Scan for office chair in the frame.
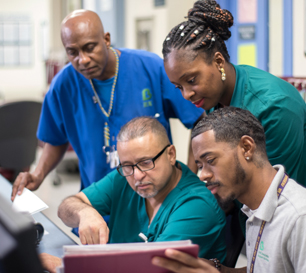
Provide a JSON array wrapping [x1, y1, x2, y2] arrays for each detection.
[[223, 205, 246, 268], [0, 100, 42, 182]]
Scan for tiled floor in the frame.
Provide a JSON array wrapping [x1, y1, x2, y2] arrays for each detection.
[[33, 149, 247, 268]]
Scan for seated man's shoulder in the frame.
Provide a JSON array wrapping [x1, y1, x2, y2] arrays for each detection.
[[283, 179, 306, 215]]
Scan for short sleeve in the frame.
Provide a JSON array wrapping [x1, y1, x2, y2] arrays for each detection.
[[37, 86, 68, 145], [82, 172, 115, 216], [259, 100, 306, 185]]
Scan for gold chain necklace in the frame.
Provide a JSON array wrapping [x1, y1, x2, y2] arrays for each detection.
[[89, 47, 119, 148]]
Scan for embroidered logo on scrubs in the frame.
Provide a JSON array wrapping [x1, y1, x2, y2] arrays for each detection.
[[142, 88, 153, 108], [260, 241, 264, 251]]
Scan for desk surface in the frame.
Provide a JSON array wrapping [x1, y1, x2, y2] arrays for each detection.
[[0, 175, 76, 257]]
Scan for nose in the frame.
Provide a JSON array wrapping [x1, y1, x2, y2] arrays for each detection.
[[181, 87, 194, 101], [78, 51, 90, 65], [133, 166, 146, 181], [199, 167, 213, 183]]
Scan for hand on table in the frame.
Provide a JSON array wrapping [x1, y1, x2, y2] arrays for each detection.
[[39, 253, 62, 273], [11, 172, 43, 201], [152, 249, 219, 273], [78, 208, 110, 245]]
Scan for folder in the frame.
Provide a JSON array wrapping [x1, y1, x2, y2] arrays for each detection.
[[61, 240, 198, 273]]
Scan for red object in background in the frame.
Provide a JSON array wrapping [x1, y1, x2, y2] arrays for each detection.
[[281, 77, 306, 92], [0, 167, 30, 183], [45, 60, 64, 85]]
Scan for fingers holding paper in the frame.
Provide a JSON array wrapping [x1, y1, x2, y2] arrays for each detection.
[[11, 172, 43, 201], [152, 249, 219, 273]]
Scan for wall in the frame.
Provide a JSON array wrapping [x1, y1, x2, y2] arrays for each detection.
[[269, 0, 283, 76], [293, 0, 306, 76], [269, 0, 306, 77], [124, 0, 197, 164], [0, 0, 50, 101]]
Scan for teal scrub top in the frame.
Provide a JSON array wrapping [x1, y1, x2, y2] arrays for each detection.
[[82, 162, 226, 261], [209, 64, 306, 186]]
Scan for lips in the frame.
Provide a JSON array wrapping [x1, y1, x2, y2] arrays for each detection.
[[192, 98, 205, 108], [135, 182, 152, 190], [81, 66, 97, 74], [206, 183, 219, 195]]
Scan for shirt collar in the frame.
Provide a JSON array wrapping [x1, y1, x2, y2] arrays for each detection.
[[241, 165, 286, 222], [230, 64, 249, 108]]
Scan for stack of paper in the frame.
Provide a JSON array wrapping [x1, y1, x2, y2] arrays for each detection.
[[59, 240, 198, 273], [12, 188, 49, 215]]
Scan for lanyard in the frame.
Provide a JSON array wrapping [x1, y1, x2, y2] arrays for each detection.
[[250, 174, 289, 273]]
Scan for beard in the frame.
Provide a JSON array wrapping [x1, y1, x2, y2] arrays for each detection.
[[214, 153, 246, 210], [136, 184, 159, 198]]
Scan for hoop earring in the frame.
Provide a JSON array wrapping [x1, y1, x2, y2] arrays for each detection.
[[220, 68, 226, 81]]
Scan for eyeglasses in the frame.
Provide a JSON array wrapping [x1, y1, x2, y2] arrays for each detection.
[[117, 144, 171, 177]]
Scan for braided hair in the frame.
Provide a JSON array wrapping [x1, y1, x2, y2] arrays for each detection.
[[162, 0, 233, 63]]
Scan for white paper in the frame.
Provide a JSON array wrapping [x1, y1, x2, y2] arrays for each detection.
[[63, 240, 193, 255], [12, 188, 48, 215]]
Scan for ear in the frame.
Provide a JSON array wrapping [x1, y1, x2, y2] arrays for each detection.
[[238, 135, 256, 162], [104, 32, 111, 48], [167, 145, 177, 166], [213, 52, 226, 71]]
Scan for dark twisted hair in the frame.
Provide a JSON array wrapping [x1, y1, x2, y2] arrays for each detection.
[[162, 0, 233, 63], [191, 107, 267, 156]]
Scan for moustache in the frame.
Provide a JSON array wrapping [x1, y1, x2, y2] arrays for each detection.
[[135, 181, 153, 187], [205, 181, 221, 188]]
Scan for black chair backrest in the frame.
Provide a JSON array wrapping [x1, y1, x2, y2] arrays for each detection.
[[0, 100, 42, 172], [223, 206, 246, 268]]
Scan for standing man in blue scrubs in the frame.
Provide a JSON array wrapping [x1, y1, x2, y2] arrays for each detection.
[[11, 9, 203, 199]]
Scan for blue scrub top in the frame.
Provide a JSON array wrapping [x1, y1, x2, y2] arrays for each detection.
[[37, 48, 203, 189]]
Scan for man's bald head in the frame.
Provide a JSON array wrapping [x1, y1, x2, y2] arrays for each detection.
[[60, 9, 112, 81], [61, 10, 104, 44]]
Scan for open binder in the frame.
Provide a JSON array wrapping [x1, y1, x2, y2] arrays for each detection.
[[58, 240, 198, 273]]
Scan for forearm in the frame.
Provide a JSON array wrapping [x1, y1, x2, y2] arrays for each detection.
[[34, 142, 69, 180], [58, 195, 94, 228], [58, 193, 109, 245], [221, 266, 246, 273]]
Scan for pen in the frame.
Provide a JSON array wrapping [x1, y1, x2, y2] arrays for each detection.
[[138, 232, 148, 243]]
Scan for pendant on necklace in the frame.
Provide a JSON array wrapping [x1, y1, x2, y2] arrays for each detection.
[[104, 122, 110, 147]]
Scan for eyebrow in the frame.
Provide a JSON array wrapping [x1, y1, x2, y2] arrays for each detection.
[[179, 72, 191, 80], [194, 152, 212, 164]]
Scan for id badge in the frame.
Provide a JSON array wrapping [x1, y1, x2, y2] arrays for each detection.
[[110, 150, 119, 169]]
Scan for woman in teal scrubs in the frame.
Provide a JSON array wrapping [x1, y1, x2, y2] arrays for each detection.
[[162, 0, 306, 186]]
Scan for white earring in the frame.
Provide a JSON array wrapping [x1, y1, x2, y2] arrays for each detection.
[[246, 157, 250, 161], [203, 180, 207, 184], [220, 68, 226, 81]]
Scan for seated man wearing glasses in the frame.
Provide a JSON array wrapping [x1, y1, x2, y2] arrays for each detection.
[[54, 117, 226, 260]]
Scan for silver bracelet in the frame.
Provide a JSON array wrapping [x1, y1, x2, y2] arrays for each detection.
[[210, 258, 221, 272]]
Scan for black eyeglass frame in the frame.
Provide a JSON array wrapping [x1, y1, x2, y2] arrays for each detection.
[[116, 144, 171, 177]]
